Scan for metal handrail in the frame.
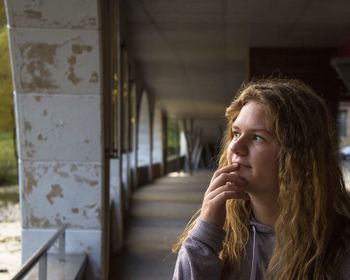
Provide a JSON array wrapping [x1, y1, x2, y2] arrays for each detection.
[[11, 225, 68, 280]]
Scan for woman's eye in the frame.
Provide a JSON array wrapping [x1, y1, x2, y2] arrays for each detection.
[[253, 135, 265, 142], [232, 131, 240, 140]]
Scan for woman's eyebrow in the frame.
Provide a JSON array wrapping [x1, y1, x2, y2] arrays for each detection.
[[232, 125, 273, 136]]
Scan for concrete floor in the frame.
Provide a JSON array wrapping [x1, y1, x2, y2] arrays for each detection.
[[110, 170, 211, 280]]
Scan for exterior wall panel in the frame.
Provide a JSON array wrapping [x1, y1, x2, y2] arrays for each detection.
[[15, 94, 101, 161], [9, 28, 100, 95], [5, 0, 99, 29]]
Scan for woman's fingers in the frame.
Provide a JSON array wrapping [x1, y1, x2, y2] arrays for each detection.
[[200, 166, 250, 227], [205, 183, 246, 201], [206, 170, 247, 194], [210, 163, 240, 183], [200, 188, 248, 227]]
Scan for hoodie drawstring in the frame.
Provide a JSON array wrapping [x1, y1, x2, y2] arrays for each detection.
[[249, 225, 257, 280]]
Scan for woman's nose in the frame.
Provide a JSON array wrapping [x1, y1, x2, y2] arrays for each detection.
[[230, 137, 248, 156]]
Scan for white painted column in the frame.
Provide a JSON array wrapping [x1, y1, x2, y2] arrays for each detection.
[[137, 91, 152, 178], [152, 106, 164, 175], [4, 0, 105, 278]]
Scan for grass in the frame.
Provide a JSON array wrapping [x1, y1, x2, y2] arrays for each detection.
[[0, 186, 19, 207], [0, 132, 18, 186]]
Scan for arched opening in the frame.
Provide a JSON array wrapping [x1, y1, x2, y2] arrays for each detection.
[[137, 90, 152, 185]]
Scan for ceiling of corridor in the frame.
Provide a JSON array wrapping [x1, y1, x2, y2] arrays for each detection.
[[126, 0, 350, 141]]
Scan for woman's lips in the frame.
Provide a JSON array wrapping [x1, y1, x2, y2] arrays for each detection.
[[232, 161, 251, 168]]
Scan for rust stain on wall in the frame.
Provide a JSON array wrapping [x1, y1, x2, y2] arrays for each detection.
[[34, 96, 42, 102], [24, 140, 35, 158], [29, 212, 49, 227], [80, 16, 97, 27], [95, 207, 101, 222], [54, 216, 64, 226], [43, 165, 49, 174], [24, 9, 42, 20], [66, 54, 82, 85], [24, 120, 32, 133], [46, 184, 63, 205], [70, 164, 78, 172], [71, 208, 79, 214], [74, 175, 98, 187], [37, 133, 47, 141], [89, 72, 98, 83], [20, 42, 59, 91], [25, 169, 38, 194], [85, 203, 96, 209], [82, 209, 88, 219], [53, 164, 69, 178], [72, 44, 92, 55]]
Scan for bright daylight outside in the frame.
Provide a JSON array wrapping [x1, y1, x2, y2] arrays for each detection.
[[0, 2, 20, 279]]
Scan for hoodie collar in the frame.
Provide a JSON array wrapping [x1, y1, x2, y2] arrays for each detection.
[[249, 220, 275, 234]]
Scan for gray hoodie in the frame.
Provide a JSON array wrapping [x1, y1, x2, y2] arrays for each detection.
[[173, 219, 350, 280]]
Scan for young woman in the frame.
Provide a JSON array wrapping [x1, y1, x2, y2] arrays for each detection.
[[172, 78, 350, 280]]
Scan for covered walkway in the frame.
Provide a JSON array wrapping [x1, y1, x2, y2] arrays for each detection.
[[110, 170, 211, 279], [3, 0, 350, 278]]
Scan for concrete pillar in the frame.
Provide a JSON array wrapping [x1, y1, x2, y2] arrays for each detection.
[[4, 0, 105, 278], [130, 82, 138, 188], [152, 106, 164, 177], [137, 90, 152, 183]]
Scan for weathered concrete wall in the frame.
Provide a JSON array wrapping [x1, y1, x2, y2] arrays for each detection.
[[4, 0, 104, 278]]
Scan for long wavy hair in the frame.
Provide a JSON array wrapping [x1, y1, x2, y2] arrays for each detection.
[[173, 78, 350, 279]]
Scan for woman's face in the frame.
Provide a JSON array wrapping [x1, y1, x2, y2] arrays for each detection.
[[227, 101, 280, 197]]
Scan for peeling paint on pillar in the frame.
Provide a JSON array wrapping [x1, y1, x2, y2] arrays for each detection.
[[89, 72, 98, 83], [20, 162, 102, 229], [70, 164, 78, 172], [24, 9, 42, 20], [10, 29, 101, 95], [67, 54, 81, 85], [19, 42, 59, 92], [24, 139, 35, 158], [34, 96, 41, 102], [24, 166, 38, 194], [72, 44, 92, 54], [53, 163, 70, 179], [5, 0, 100, 30], [29, 212, 49, 228], [66, 43, 93, 85], [74, 174, 98, 187], [15, 94, 101, 161], [46, 184, 64, 205], [23, 120, 32, 133]]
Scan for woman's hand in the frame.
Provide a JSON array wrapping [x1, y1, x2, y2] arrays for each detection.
[[199, 163, 249, 228]]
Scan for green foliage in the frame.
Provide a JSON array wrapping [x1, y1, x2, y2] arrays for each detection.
[[167, 119, 179, 156], [0, 132, 18, 185], [0, 188, 19, 206], [0, 1, 5, 27], [0, 3, 16, 186], [0, 18, 14, 133]]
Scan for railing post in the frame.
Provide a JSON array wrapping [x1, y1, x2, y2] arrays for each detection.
[[59, 229, 65, 262], [38, 253, 47, 280], [11, 225, 67, 280]]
